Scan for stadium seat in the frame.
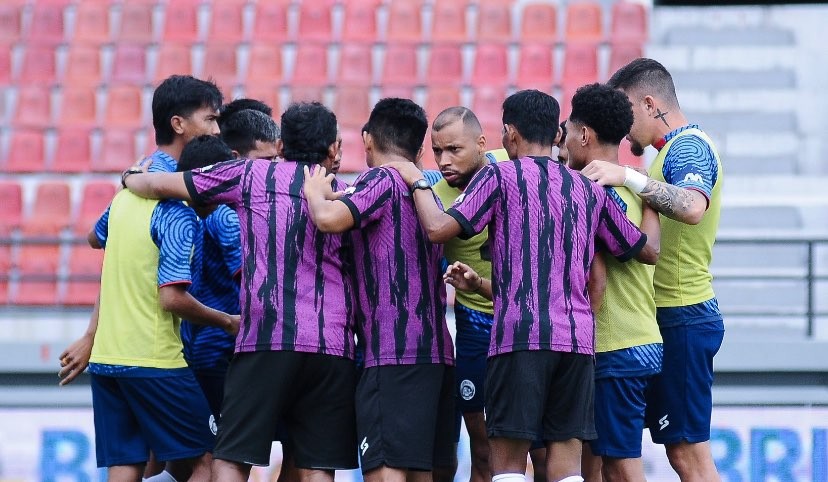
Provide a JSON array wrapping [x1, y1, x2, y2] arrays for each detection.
[[565, 2, 603, 43], [341, 0, 380, 43], [117, 2, 156, 44], [381, 44, 419, 87], [241, 84, 281, 116], [62, 45, 103, 85], [51, 128, 94, 173], [289, 85, 325, 104], [75, 181, 116, 235], [386, 1, 425, 43], [559, 85, 576, 120], [5, 129, 45, 173], [292, 44, 330, 86], [338, 44, 374, 86], [476, 1, 512, 42], [110, 44, 149, 85], [18, 45, 57, 84], [247, 44, 284, 86], [0, 1, 24, 44], [13, 86, 53, 128], [431, 1, 469, 43], [252, 0, 291, 43], [471, 43, 509, 88], [297, 2, 333, 42], [163, 0, 202, 44], [516, 43, 554, 91], [520, 4, 558, 43], [72, 1, 112, 45], [608, 43, 643, 78], [334, 86, 372, 129], [471, 86, 506, 141], [379, 85, 415, 100], [610, 1, 648, 43], [14, 251, 60, 306], [24, 181, 71, 236], [427, 45, 464, 86], [154, 44, 194, 82], [104, 85, 144, 129], [26, 0, 68, 46], [562, 42, 599, 87], [202, 43, 240, 87], [617, 137, 644, 168], [63, 247, 104, 306], [0, 181, 22, 235], [58, 87, 98, 128], [420, 126, 437, 170], [209, 0, 247, 43], [337, 128, 367, 174], [425, 86, 461, 121], [0, 45, 11, 85], [95, 129, 139, 172]]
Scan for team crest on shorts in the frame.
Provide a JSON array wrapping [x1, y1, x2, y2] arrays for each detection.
[[460, 379, 476, 400], [209, 414, 218, 435]]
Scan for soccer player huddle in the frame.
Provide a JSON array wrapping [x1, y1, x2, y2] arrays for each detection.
[[58, 57, 725, 482]]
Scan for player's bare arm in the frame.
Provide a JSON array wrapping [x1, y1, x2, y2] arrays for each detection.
[[158, 284, 240, 336], [124, 171, 192, 202], [639, 203, 661, 257], [582, 160, 706, 224], [58, 293, 100, 386], [302, 165, 354, 233], [87, 227, 102, 249], [443, 261, 493, 301]]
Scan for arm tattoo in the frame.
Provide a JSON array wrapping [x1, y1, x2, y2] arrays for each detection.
[[654, 108, 670, 128], [640, 179, 696, 220]]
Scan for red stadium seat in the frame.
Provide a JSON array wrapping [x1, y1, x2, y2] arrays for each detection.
[[26, 0, 69, 46], [618, 137, 644, 168], [110, 44, 149, 85], [73, 1, 112, 45], [0, 181, 22, 235], [386, 1, 424, 43], [471, 43, 509, 88], [425, 86, 460, 121], [381, 44, 419, 87], [52, 128, 94, 173], [476, 1, 512, 42], [0, 45, 11, 85], [611, 1, 648, 43], [63, 247, 104, 306], [427, 45, 463, 86], [334, 86, 372, 129], [431, 1, 468, 43], [516, 43, 554, 91], [14, 86, 53, 128], [14, 251, 60, 306], [565, 2, 603, 43], [24, 181, 71, 236], [337, 128, 367, 174], [18, 45, 57, 84], [242, 84, 282, 116], [420, 126, 437, 170], [247, 44, 284, 86], [520, 4, 558, 43], [608, 43, 643, 78], [95, 129, 139, 172], [379, 85, 414, 100], [209, 0, 247, 43], [298, 2, 333, 42], [341, 0, 380, 43], [154, 44, 194, 82], [471, 86, 506, 135], [252, 0, 291, 43], [338, 44, 374, 86], [63, 45, 103, 85], [0, 1, 24, 44], [292, 44, 329, 86], [104, 85, 144, 128], [559, 85, 576, 121], [163, 0, 201, 44], [75, 181, 116, 235], [117, 2, 157, 44], [58, 87, 98, 128], [289, 85, 325, 104], [202, 43, 240, 87], [562, 42, 599, 87], [5, 129, 45, 173]]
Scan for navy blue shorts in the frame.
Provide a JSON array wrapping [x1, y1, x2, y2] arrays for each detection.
[[645, 318, 724, 445], [90, 371, 214, 468], [194, 369, 226, 420], [589, 375, 652, 458], [454, 304, 492, 414]]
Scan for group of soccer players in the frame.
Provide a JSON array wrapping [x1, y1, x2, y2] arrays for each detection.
[[58, 56, 724, 482]]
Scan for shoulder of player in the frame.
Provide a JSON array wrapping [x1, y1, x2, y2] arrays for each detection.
[[665, 131, 715, 160], [155, 199, 197, 222]]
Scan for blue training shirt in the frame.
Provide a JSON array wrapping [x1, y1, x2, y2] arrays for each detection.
[[660, 124, 717, 201]]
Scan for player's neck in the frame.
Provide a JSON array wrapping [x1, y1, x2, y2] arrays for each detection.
[[588, 145, 620, 165], [651, 109, 689, 144], [375, 152, 417, 168], [515, 141, 554, 159]]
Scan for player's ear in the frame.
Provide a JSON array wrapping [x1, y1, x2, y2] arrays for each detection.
[[643, 95, 657, 115], [580, 126, 590, 146], [171, 115, 185, 136], [276, 139, 284, 158], [477, 133, 487, 153], [231, 149, 241, 159], [552, 126, 562, 146], [327, 140, 339, 161]]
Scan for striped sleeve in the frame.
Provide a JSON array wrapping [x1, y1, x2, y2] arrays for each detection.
[[339, 167, 393, 228], [662, 134, 718, 199], [446, 164, 500, 239], [596, 194, 646, 262], [151, 201, 197, 286], [205, 206, 242, 276], [183, 159, 247, 206], [94, 205, 111, 248]]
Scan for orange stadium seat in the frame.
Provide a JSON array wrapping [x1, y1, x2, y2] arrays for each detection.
[[247, 44, 284, 86], [252, 0, 291, 43], [562, 42, 599, 88], [520, 4, 558, 43], [95, 129, 139, 172], [163, 0, 202, 44], [338, 44, 374, 86], [110, 44, 149, 85], [337, 128, 367, 174], [472, 86, 506, 142], [334, 86, 372, 129], [298, 2, 333, 43], [64, 246, 104, 306], [14, 86, 53, 128], [292, 44, 330, 86], [242, 84, 282, 115], [341, 0, 380, 43], [26, 0, 69, 46], [476, 1, 512, 42], [75, 180, 116, 235], [427, 45, 463, 86], [608, 43, 643, 78], [425, 86, 460, 121], [18, 45, 57, 84], [154, 44, 194, 82], [202, 43, 240, 87], [0, 181, 22, 235], [565, 2, 603, 43], [5, 129, 45, 173], [73, 1, 112, 45], [386, 1, 425, 43], [209, 0, 248, 43], [58, 87, 98, 128], [516, 43, 554, 91], [52, 128, 94, 173], [381, 44, 419, 87], [472, 43, 509, 88], [431, 1, 468, 43], [62, 45, 103, 85], [611, 1, 648, 43], [117, 2, 157, 44], [24, 181, 71, 236], [105, 85, 144, 128], [0, 2, 24, 44]]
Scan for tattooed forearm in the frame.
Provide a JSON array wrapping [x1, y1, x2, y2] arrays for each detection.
[[639, 179, 698, 222]]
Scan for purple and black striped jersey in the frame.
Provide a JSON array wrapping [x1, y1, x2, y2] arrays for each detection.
[[340, 167, 454, 368], [184, 160, 357, 359], [447, 156, 647, 357]]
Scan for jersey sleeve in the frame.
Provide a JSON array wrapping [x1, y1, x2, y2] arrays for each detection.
[[445, 164, 500, 239], [339, 168, 393, 228], [661, 134, 718, 200], [151, 201, 197, 287], [595, 194, 647, 262], [422, 169, 443, 186], [183, 159, 248, 206], [93, 205, 111, 248], [206, 206, 243, 277]]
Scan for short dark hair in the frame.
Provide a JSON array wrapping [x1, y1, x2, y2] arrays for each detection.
[[280, 102, 338, 164], [221, 109, 280, 157], [177, 135, 234, 172], [607, 57, 679, 107], [219, 98, 273, 130], [365, 98, 428, 160], [152, 75, 223, 145], [502, 90, 560, 147], [433, 106, 482, 134], [569, 83, 634, 145]]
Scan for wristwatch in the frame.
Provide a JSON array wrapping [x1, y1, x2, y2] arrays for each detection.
[[121, 166, 144, 188], [410, 178, 432, 193]]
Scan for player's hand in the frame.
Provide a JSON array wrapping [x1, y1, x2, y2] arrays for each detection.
[[58, 333, 94, 386], [225, 314, 241, 337], [581, 160, 626, 187], [381, 161, 423, 186], [303, 165, 336, 200], [443, 261, 483, 293]]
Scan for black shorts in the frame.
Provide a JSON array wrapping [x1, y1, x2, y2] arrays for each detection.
[[356, 364, 456, 472], [486, 351, 596, 442], [213, 351, 358, 469]]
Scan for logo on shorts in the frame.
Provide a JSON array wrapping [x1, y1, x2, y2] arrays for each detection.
[[460, 379, 476, 401], [659, 414, 670, 431], [360, 437, 369, 456], [209, 415, 218, 435]]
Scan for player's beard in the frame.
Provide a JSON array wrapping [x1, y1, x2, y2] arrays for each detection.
[[630, 139, 646, 157]]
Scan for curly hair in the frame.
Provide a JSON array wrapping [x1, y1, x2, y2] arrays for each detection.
[[280, 102, 337, 164], [569, 83, 633, 145]]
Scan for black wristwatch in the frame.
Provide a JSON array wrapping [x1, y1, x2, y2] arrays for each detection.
[[410, 179, 432, 193], [121, 166, 144, 188]]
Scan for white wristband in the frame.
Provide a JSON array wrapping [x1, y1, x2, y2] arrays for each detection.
[[623, 167, 648, 194]]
